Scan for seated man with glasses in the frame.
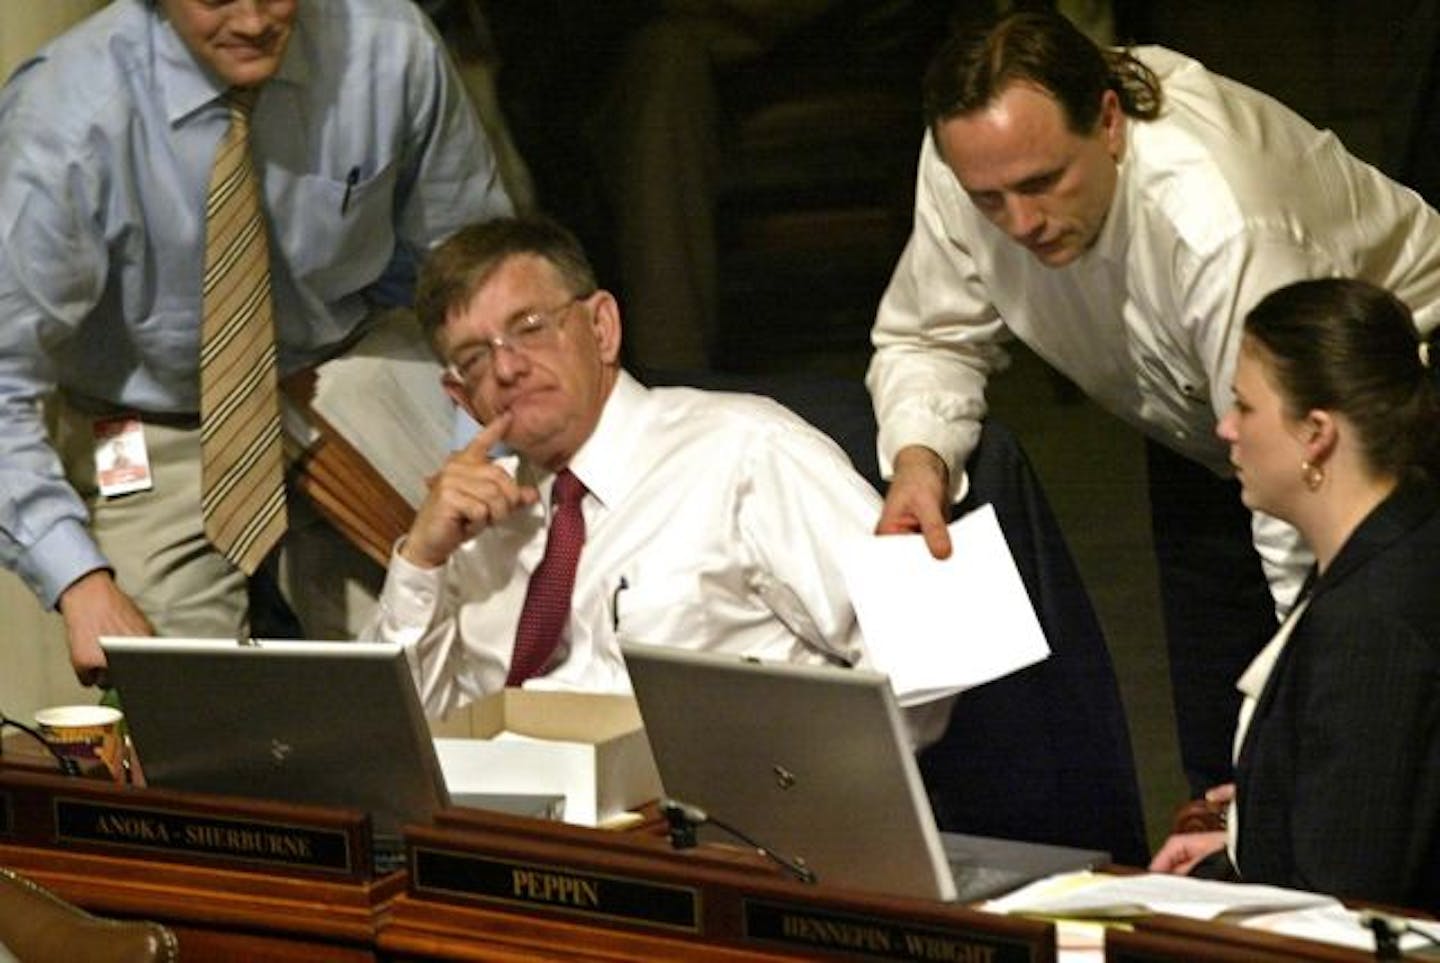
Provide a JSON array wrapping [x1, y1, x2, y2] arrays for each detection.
[[367, 214, 953, 744]]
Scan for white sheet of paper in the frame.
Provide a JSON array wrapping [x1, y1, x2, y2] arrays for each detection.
[[435, 735, 603, 826], [1243, 905, 1440, 954], [984, 870, 1339, 921], [840, 503, 1050, 705], [311, 312, 454, 509]]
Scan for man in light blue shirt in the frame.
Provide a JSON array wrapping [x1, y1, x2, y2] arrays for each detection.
[[0, 0, 512, 686]]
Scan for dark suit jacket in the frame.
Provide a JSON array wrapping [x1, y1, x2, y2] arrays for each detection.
[[1235, 477, 1440, 911]]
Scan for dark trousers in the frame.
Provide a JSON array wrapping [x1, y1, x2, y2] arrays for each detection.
[[1146, 440, 1277, 798], [918, 421, 1150, 868]]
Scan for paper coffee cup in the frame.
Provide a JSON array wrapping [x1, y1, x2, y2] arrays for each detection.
[[33, 704, 125, 780]]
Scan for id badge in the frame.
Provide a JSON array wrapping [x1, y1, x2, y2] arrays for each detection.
[[93, 417, 154, 496]]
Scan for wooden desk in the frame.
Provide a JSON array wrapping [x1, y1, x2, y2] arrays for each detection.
[[8, 747, 1416, 962], [1107, 913, 1391, 963], [0, 756, 1058, 961], [0, 843, 401, 962], [383, 809, 1057, 962], [0, 755, 399, 961], [1, 726, 98, 776]]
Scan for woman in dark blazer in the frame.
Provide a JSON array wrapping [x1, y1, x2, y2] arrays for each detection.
[[1151, 278, 1440, 911]]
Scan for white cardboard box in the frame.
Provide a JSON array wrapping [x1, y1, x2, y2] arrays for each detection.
[[430, 690, 661, 827]]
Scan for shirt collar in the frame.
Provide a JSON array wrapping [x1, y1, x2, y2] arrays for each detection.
[[559, 370, 649, 511], [154, 6, 310, 126]]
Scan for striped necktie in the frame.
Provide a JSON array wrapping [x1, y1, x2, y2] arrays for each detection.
[[199, 88, 287, 574], [507, 470, 587, 685]]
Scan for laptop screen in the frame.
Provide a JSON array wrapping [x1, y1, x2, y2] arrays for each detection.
[[100, 637, 448, 842], [620, 642, 957, 901]]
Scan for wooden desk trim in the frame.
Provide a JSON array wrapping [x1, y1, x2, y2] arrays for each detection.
[[0, 842, 402, 948], [393, 815, 1055, 962], [1108, 913, 1379, 962], [380, 894, 798, 962]]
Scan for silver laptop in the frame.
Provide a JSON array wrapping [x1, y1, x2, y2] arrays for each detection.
[[100, 637, 448, 847], [621, 642, 1109, 903]]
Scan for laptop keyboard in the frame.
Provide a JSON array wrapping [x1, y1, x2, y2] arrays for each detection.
[[947, 860, 1033, 902], [940, 831, 1108, 903]]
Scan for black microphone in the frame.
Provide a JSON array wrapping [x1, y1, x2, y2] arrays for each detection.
[[659, 797, 817, 885], [1362, 909, 1403, 961], [1358, 908, 1440, 960], [0, 711, 82, 776]]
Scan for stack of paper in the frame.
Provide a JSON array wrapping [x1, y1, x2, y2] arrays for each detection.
[[309, 312, 454, 510], [984, 871, 1339, 921], [283, 312, 455, 566]]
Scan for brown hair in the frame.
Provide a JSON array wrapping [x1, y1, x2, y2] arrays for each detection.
[[922, 10, 1161, 135], [1245, 278, 1440, 482], [415, 215, 598, 349]]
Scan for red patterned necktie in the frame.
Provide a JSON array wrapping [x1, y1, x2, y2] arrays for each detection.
[[507, 469, 587, 685]]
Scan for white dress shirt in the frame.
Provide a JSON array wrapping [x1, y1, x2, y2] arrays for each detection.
[[868, 45, 1440, 611], [370, 373, 956, 737], [1226, 595, 1312, 863]]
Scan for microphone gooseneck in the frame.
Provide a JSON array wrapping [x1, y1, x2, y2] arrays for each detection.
[[659, 797, 817, 885], [0, 711, 82, 776]]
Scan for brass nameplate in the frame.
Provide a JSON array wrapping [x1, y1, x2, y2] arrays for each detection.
[[743, 898, 1042, 962], [412, 845, 700, 933], [54, 797, 355, 874]]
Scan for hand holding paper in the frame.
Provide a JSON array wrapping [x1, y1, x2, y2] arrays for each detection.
[[841, 503, 1050, 705]]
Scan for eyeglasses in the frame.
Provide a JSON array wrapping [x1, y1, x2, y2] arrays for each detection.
[[445, 296, 584, 384]]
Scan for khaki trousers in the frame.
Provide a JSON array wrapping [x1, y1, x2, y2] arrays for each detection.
[[55, 398, 381, 641]]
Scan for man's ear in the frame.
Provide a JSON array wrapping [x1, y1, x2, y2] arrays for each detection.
[[441, 370, 484, 423], [589, 290, 623, 364], [435, 321, 486, 421], [1099, 88, 1125, 160]]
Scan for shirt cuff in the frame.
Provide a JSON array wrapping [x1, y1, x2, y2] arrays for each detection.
[[25, 518, 110, 610], [876, 419, 975, 506], [379, 539, 447, 629]]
